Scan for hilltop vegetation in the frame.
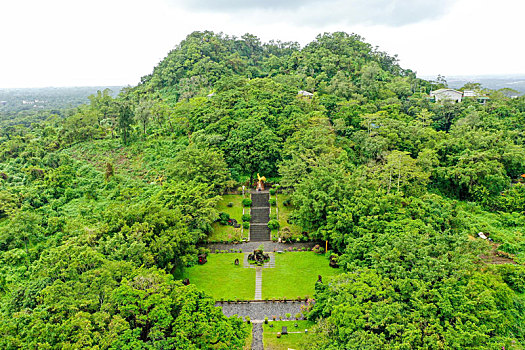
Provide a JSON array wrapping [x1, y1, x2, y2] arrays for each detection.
[[0, 31, 524, 349]]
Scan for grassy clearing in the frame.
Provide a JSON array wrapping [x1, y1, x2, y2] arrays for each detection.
[[272, 194, 304, 241], [64, 137, 183, 182], [263, 320, 315, 350], [177, 253, 255, 300], [217, 194, 245, 222], [210, 194, 248, 242], [458, 202, 525, 263], [262, 252, 341, 299]]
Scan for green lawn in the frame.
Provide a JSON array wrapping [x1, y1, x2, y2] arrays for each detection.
[[178, 253, 255, 300], [209, 194, 248, 242], [273, 194, 303, 241], [262, 252, 341, 299], [217, 194, 244, 222], [263, 320, 315, 350]]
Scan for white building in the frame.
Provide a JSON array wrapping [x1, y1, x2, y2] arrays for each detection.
[[297, 90, 313, 98], [430, 89, 463, 103]]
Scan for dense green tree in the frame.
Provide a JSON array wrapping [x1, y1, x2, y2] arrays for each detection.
[[225, 117, 280, 182]]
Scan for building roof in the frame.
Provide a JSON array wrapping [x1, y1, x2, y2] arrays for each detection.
[[430, 88, 462, 96], [298, 90, 313, 97]]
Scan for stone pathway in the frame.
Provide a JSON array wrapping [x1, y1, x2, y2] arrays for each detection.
[[217, 301, 306, 321], [251, 321, 264, 350], [255, 267, 263, 300]]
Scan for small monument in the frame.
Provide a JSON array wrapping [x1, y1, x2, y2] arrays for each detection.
[[281, 326, 288, 335], [248, 248, 270, 266], [256, 173, 266, 191], [183, 278, 190, 286], [317, 275, 323, 283], [234, 258, 240, 265]]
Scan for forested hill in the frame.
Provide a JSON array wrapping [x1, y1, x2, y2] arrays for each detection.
[[134, 31, 418, 101], [0, 31, 524, 349]]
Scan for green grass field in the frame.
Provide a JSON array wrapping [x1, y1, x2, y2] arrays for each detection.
[[209, 194, 248, 242], [262, 252, 341, 299], [263, 320, 315, 350], [273, 194, 303, 240], [177, 253, 255, 300]]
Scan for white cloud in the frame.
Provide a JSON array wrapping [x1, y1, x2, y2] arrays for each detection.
[[175, 0, 456, 27], [0, 0, 523, 87]]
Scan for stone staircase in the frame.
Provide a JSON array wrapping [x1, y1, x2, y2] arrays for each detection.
[[250, 192, 270, 241]]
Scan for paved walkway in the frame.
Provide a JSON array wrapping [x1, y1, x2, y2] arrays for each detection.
[[255, 267, 263, 300], [251, 322, 263, 350]]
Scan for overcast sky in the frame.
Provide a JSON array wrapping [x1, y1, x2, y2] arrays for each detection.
[[1, 0, 523, 88]]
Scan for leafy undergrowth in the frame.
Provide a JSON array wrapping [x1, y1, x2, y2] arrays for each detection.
[[459, 202, 525, 263], [64, 137, 185, 182]]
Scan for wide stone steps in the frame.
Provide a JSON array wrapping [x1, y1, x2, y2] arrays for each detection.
[[250, 192, 271, 242], [250, 208, 269, 223], [251, 192, 269, 207]]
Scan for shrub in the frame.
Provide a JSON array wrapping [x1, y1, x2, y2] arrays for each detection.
[[242, 198, 252, 207], [269, 214, 277, 220], [269, 198, 276, 206], [295, 313, 302, 320], [264, 317, 268, 324], [215, 249, 219, 253], [269, 188, 276, 195], [283, 198, 291, 206], [267, 219, 280, 230], [219, 212, 230, 225], [245, 316, 251, 324], [227, 202, 234, 207], [243, 222, 250, 229], [242, 214, 251, 222], [286, 313, 291, 319]]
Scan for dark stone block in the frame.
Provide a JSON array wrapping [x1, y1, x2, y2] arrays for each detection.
[[281, 326, 288, 335]]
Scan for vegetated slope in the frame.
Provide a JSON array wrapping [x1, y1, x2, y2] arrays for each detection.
[[0, 31, 524, 349]]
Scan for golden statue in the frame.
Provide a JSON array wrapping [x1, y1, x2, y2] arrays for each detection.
[[256, 173, 266, 191]]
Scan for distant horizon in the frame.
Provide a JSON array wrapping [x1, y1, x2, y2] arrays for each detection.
[[2, 73, 525, 90], [2, 0, 525, 89]]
